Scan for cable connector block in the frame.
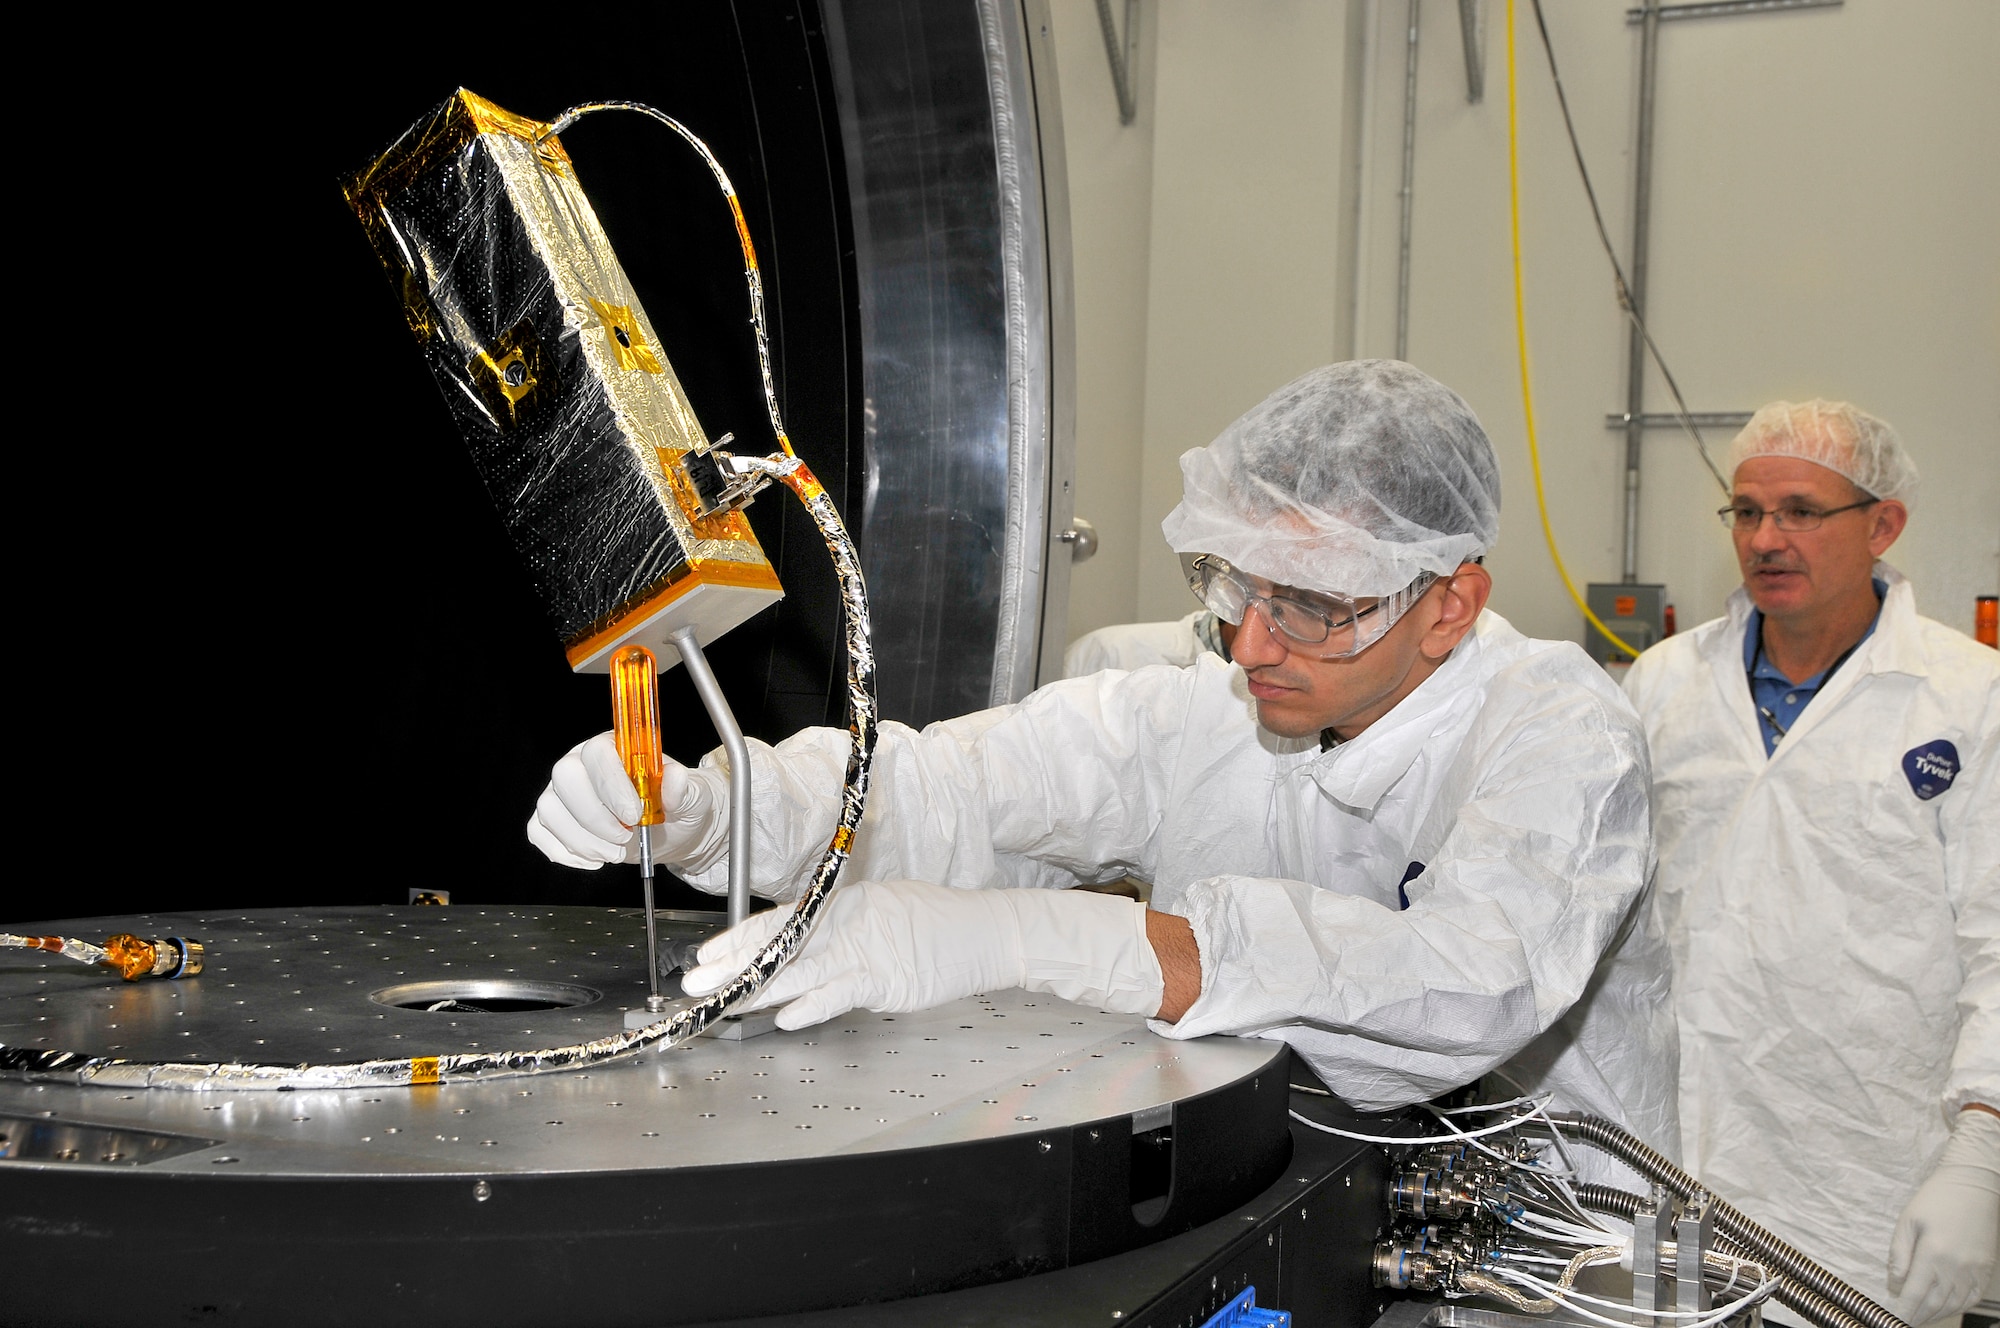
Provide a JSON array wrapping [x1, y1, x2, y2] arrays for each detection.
[[102, 934, 205, 981], [1200, 1286, 1290, 1328], [681, 433, 772, 517]]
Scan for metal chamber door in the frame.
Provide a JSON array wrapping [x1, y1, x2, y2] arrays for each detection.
[[826, 0, 1078, 724], [40, 2, 1076, 915]]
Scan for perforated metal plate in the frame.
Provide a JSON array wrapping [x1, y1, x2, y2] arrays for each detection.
[[0, 907, 1283, 1178]]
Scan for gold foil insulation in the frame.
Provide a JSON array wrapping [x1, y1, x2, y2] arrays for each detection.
[[344, 89, 781, 672], [0, 101, 879, 1093]]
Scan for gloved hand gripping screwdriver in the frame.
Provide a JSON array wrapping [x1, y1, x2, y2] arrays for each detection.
[[610, 644, 670, 1015]]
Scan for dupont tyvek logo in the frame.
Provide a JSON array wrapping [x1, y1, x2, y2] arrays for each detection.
[[1902, 740, 1960, 800]]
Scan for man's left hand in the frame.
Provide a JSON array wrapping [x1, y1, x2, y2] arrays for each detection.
[[681, 880, 1165, 1031]]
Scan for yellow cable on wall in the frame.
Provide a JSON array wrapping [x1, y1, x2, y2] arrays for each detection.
[[1505, 0, 1640, 661]]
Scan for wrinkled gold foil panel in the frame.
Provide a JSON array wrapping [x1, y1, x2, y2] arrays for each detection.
[[345, 89, 779, 666], [586, 299, 665, 374], [478, 120, 766, 566]]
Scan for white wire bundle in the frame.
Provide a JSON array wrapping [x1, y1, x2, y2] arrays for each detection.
[[1290, 1088, 1613, 1238], [1290, 1087, 1779, 1324], [1484, 1253, 1776, 1328], [1287, 1090, 1556, 1145]]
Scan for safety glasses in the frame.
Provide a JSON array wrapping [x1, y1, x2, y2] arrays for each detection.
[[1182, 554, 1437, 659], [1716, 498, 1876, 533]]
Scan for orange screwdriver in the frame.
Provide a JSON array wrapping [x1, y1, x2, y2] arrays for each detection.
[[609, 644, 669, 1016]]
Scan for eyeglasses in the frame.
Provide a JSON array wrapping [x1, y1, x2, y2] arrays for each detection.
[[1717, 498, 1876, 532], [1182, 554, 1435, 659]]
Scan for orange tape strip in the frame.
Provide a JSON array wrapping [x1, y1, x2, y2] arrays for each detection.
[[727, 196, 759, 272]]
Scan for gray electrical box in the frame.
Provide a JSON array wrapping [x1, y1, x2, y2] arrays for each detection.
[[1585, 582, 1667, 664]]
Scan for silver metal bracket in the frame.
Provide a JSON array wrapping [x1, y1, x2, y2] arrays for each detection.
[[680, 432, 774, 517], [1631, 1185, 1680, 1322], [1677, 1193, 1714, 1314], [625, 996, 694, 1031], [669, 626, 754, 932], [621, 1002, 780, 1040], [702, 1009, 783, 1041], [667, 626, 776, 1041]]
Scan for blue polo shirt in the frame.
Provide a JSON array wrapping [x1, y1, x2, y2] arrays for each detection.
[[1743, 579, 1885, 757]]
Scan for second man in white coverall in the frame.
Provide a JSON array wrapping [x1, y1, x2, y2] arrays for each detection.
[[1624, 402, 1999, 1328], [531, 361, 1680, 1154]]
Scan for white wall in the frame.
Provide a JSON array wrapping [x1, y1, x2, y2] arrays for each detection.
[[1049, 0, 1159, 644], [1054, 0, 1361, 636], [1055, 0, 1999, 647], [1366, 0, 2000, 642], [1133, 0, 1359, 623]]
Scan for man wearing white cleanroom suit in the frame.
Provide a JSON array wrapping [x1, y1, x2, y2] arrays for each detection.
[[1624, 401, 1999, 1327], [532, 361, 1679, 1154]]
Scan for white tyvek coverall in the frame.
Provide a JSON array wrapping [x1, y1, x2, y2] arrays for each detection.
[[686, 611, 1679, 1147], [1063, 610, 1218, 677], [1623, 565, 2000, 1317]]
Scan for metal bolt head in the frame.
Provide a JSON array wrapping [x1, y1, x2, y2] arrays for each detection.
[[473, 1180, 492, 1202], [1038, 1139, 1052, 1154]]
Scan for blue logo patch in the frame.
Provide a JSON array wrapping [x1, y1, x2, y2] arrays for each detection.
[[1902, 740, 1960, 800]]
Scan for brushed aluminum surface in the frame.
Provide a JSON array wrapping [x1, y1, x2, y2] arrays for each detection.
[[0, 906, 1281, 1178], [822, 0, 1073, 725]]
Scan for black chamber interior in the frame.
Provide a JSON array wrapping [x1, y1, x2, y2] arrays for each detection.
[[29, 5, 861, 915]]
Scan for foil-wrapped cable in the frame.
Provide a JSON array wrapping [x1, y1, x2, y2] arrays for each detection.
[[1, 934, 109, 968], [539, 102, 794, 461], [2, 933, 201, 981], [0, 458, 871, 1090], [1455, 1272, 1556, 1315], [0, 111, 874, 1092]]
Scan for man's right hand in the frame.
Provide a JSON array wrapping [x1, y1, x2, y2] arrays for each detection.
[[527, 732, 724, 870]]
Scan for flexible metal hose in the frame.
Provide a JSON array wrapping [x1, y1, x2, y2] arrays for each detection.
[[1555, 1114, 1909, 1328]]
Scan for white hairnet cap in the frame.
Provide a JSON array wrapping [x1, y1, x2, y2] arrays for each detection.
[[1728, 399, 1918, 501], [1161, 361, 1501, 597]]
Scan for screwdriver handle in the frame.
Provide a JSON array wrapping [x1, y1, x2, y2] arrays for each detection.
[[609, 645, 667, 828]]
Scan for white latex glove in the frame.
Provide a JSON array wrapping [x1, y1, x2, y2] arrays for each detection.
[[1888, 1107, 2000, 1326], [525, 732, 727, 872], [681, 879, 1165, 1031]]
